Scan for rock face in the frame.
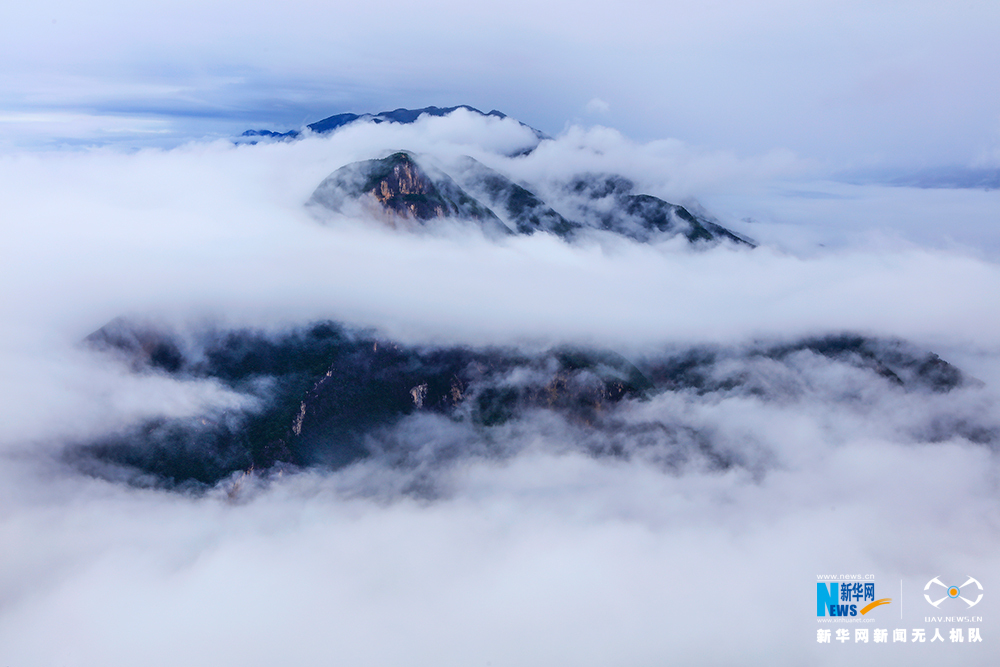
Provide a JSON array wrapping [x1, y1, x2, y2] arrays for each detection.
[[308, 152, 507, 235], [73, 321, 979, 489], [309, 152, 754, 246]]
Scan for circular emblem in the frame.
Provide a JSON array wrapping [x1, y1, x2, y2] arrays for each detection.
[[924, 576, 983, 609]]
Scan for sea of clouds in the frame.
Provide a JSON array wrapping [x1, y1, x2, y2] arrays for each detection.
[[1, 111, 998, 665]]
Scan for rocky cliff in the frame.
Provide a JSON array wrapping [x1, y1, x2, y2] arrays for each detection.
[[309, 152, 754, 246]]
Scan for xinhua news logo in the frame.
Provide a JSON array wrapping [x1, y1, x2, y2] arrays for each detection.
[[817, 578, 892, 617]]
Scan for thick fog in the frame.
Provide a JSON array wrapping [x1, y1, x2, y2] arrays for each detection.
[[1, 113, 999, 665]]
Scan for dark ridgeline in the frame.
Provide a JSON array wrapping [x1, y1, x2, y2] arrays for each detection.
[[72, 320, 976, 489], [242, 105, 548, 143]]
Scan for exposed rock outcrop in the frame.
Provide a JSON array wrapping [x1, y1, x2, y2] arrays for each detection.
[[308, 151, 510, 236], [309, 152, 753, 246]]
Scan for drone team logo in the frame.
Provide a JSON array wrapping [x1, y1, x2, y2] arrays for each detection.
[[924, 576, 984, 609]]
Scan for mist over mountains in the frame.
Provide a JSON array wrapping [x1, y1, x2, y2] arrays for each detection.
[[76, 318, 981, 490], [307, 150, 751, 245], [243, 105, 549, 146], [1, 105, 999, 666], [52, 106, 983, 492], [244, 106, 753, 245]]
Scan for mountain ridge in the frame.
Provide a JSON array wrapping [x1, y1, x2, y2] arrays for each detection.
[[308, 151, 754, 246], [242, 105, 549, 145], [74, 320, 978, 489]]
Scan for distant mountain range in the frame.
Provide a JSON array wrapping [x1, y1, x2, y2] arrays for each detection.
[[242, 104, 549, 143], [888, 167, 1000, 190], [842, 166, 1000, 191]]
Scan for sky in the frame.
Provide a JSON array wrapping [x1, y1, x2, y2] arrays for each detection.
[[2, 3, 1000, 666], [3, 0, 1000, 172]]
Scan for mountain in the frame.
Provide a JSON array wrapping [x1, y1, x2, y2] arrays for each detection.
[[242, 105, 549, 145], [307, 151, 511, 236], [561, 173, 752, 244], [447, 156, 582, 236], [243, 104, 752, 245], [73, 320, 976, 489], [308, 152, 754, 246]]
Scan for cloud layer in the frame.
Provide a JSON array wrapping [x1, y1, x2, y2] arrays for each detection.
[[1, 114, 999, 665]]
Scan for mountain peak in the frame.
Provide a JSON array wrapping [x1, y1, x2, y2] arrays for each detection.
[[308, 152, 754, 246], [308, 151, 508, 234]]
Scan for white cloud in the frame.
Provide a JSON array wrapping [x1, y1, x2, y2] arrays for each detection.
[[1, 114, 999, 665]]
